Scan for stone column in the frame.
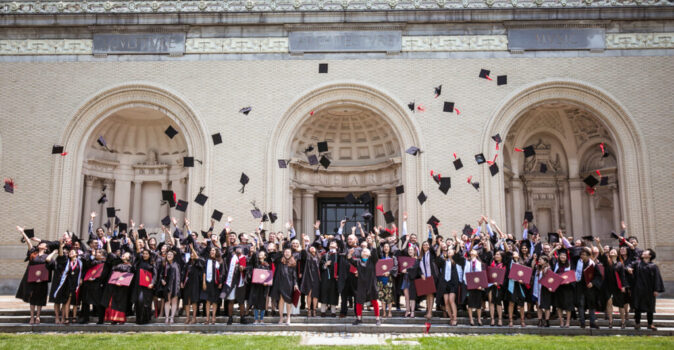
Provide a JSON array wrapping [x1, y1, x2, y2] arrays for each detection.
[[511, 179, 525, 237], [568, 178, 585, 237], [160, 180, 169, 222], [101, 179, 115, 227], [80, 175, 96, 235], [588, 193, 597, 236], [612, 186, 621, 232], [374, 190, 391, 227], [113, 179, 132, 224], [302, 190, 318, 237], [132, 181, 142, 224]]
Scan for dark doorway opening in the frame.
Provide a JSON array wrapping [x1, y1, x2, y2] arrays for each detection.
[[317, 197, 375, 236]]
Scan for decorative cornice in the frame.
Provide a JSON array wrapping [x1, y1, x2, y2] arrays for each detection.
[[2, 33, 672, 55], [0, 0, 671, 15]]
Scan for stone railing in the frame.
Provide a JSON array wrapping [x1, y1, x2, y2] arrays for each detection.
[[0, 0, 671, 15]]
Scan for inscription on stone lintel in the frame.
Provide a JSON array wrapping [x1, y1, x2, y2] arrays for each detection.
[[289, 31, 402, 53], [508, 28, 605, 51], [93, 33, 186, 55]]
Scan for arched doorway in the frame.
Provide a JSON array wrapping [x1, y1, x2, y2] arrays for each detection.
[[482, 79, 654, 245], [266, 82, 426, 235], [48, 83, 209, 237]]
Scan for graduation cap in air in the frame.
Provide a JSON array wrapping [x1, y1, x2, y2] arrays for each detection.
[[239, 106, 252, 115], [434, 85, 442, 98], [384, 211, 395, 224], [164, 126, 178, 139], [317, 141, 328, 153], [439, 177, 451, 195], [417, 191, 427, 205], [345, 193, 357, 204], [110, 240, 121, 252], [162, 190, 176, 207], [475, 153, 486, 165], [250, 208, 263, 219], [407, 102, 416, 112], [138, 228, 148, 240], [183, 157, 202, 168], [378, 229, 393, 239], [97, 193, 107, 204], [443, 102, 460, 114], [20, 228, 35, 243], [4, 178, 15, 194], [278, 159, 290, 169], [431, 170, 441, 184], [406, 146, 421, 156], [361, 211, 373, 221], [600, 176, 609, 186], [319, 156, 331, 169], [427, 216, 440, 227], [515, 145, 535, 158], [583, 175, 599, 188], [304, 145, 315, 153], [307, 154, 319, 166], [211, 209, 223, 222], [581, 235, 594, 241], [239, 173, 249, 193], [194, 188, 208, 206], [118, 223, 128, 233], [212, 133, 222, 145], [492, 134, 502, 150], [479, 69, 492, 81], [610, 231, 621, 240], [52, 145, 66, 155], [318, 63, 328, 74], [395, 185, 404, 195], [106, 207, 117, 218], [548, 232, 559, 244], [497, 75, 507, 86], [268, 212, 278, 224], [524, 211, 534, 222], [161, 216, 171, 227], [359, 192, 372, 204], [540, 163, 548, 174], [201, 230, 211, 239], [599, 143, 609, 158], [97, 136, 109, 149], [462, 224, 473, 236], [453, 153, 463, 170], [262, 213, 269, 222], [176, 200, 188, 212], [489, 163, 499, 176]]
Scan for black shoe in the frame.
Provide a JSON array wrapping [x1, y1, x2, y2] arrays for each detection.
[[352, 319, 362, 326], [545, 320, 550, 328], [96, 320, 104, 325], [240, 317, 247, 324], [227, 317, 233, 325], [580, 322, 586, 329], [331, 313, 337, 318], [321, 312, 326, 318]]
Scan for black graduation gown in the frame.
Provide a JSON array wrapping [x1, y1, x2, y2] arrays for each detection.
[[631, 261, 665, 313], [247, 260, 272, 310], [599, 254, 627, 307], [203, 258, 223, 303], [349, 253, 379, 304], [300, 252, 321, 298], [53, 259, 82, 304], [182, 258, 204, 304], [133, 259, 157, 324], [102, 262, 134, 323], [81, 259, 109, 307], [576, 260, 603, 310], [270, 253, 298, 304], [402, 259, 420, 300], [161, 261, 182, 299], [435, 253, 465, 300], [319, 252, 340, 305], [15, 250, 50, 306], [553, 263, 575, 311], [503, 253, 526, 306], [48, 255, 67, 303]]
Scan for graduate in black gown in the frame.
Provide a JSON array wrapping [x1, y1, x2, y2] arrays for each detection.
[[599, 245, 628, 329], [628, 248, 665, 331], [78, 245, 109, 324], [401, 245, 420, 318], [181, 244, 204, 324], [133, 248, 157, 324], [15, 226, 51, 325], [551, 247, 575, 328], [505, 249, 527, 328], [435, 242, 465, 326], [347, 244, 381, 326], [52, 248, 83, 324], [162, 249, 182, 324], [102, 249, 134, 324], [300, 244, 321, 317], [270, 248, 298, 325], [249, 250, 272, 324], [319, 240, 340, 317], [533, 255, 552, 327], [47, 240, 67, 324], [575, 247, 603, 329], [202, 245, 223, 325]]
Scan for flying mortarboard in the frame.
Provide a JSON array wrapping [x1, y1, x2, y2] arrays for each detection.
[[439, 177, 451, 195], [395, 185, 404, 195], [600, 176, 609, 186], [251, 209, 263, 219], [492, 134, 502, 150], [581, 235, 594, 241], [475, 153, 486, 165], [489, 163, 499, 176], [583, 175, 599, 188], [434, 85, 442, 98], [307, 154, 319, 166], [407, 102, 415, 112], [176, 200, 188, 212], [417, 191, 427, 205], [427, 216, 440, 227], [497, 75, 507, 86], [462, 224, 473, 236], [345, 193, 357, 204], [524, 211, 534, 222], [3, 178, 14, 194], [548, 232, 559, 244], [97, 136, 107, 148], [471, 181, 480, 191], [262, 213, 269, 222], [162, 190, 176, 207], [52, 145, 65, 154], [194, 192, 208, 206], [318, 63, 328, 74], [269, 212, 278, 224], [164, 126, 178, 139], [317, 141, 328, 153], [278, 159, 290, 169], [211, 209, 223, 222], [110, 240, 121, 251], [319, 156, 331, 169], [239, 106, 252, 115], [610, 231, 620, 240], [239, 173, 249, 193], [479, 69, 492, 81], [212, 133, 222, 145], [384, 211, 395, 224], [183, 157, 202, 167], [106, 207, 116, 218], [201, 230, 211, 239], [406, 146, 421, 156], [443, 102, 460, 114], [22, 229, 35, 242], [453, 153, 463, 170], [359, 192, 372, 204], [540, 163, 548, 174], [361, 211, 373, 221], [161, 216, 171, 227]]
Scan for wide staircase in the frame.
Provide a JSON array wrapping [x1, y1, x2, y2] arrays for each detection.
[[0, 308, 672, 335]]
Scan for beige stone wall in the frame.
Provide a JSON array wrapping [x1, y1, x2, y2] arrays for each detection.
[[0, 56, 673, 281]]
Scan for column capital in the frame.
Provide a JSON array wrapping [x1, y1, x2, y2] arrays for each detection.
[[85, 175, 97, 186], [303, 189, 319, 196]]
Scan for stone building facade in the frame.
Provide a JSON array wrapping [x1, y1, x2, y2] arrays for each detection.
[[0, 0, 673, 293]]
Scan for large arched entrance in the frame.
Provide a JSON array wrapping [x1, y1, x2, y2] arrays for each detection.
[[266, 82, 426, 235], [481, 79, 654, 246], [48, 83, 209, 237]]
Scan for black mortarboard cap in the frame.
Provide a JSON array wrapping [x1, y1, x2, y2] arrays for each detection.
[[407, 102, 415, 112], [548, 232, 559, 243], [479, 69, 491, 80], [304, 145, 314, 153], [361, 211, 373, 221], [164, 126, 178, 139], [211, 209, 223, 222], [492, 134, 502, 144], [251, 209, 262, 219], [118, 222, 128, 233], [523, 145, 535, 158], [384, 211, 395, 224], [524, 211, 534, 222], [240, 173, 249, 186], [97, 194, 107, 204], [583, 175, 599, 188], [406, 146, 421, 156], [52, 145, 64, 154], [262, 213, 269, 222], [97, 136, 107, 148], [162, 190, 176, 207], [176, 200, 188, 212], [439, 177, 451, 194], [489, 163, 499, 176], [472, 181, 480, 190], [201, 230, 210, 239], [462, 224, 473, 236], [269, 212, 278, 224], [600, 176, 609, 186], [278, 159, 289, 169], [417, 191, 427, 205], [138, 228, 148, 240], [378, 230, 392, 239], [194, 193, 208, 206], [506, 238, 516, 245], [453, 158, 463, 170], [318, 63, 328, 74], [161, 216, 171, 226], [497, 75, 507, 86], [610, 231, 620, 240], [443, 102, 455, 113], [317, 141, 328, 153], [106, 207, 116, 218], [3, 182, 13, 194], [582, 235, 594, 241], [183, 157, 194, 167], [345, 193, 357, 204], [427, 216, 440, 227], [434, 85, 442, 97], [110, 240, 121, 251], [239, 107, 252, 115], [24, 229, 35, 239], [212, 133, 222, 145], [319, 156, 331, 169], [359, 192, 372, 204], [475, 153, 486, 164], [540, 163, 548, 174], [115, 217, 121, 225], [395, 185, 404, 195], [307, 154, 319, 166]]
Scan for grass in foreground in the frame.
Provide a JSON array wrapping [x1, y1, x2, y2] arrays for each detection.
[[0, 333, 673, 350]]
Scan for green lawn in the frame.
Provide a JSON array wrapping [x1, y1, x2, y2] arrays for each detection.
[[0, 334, 672, 350]]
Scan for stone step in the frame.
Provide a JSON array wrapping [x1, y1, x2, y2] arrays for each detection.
[[0, 322, 671, 336], [1, 315, 671, 328]]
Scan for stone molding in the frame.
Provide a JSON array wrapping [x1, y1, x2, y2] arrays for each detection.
[[3, 33, 673, 55], [1, 0, 671, 15]]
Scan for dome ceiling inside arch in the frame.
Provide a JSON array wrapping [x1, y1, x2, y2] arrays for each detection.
[[292, 106, 400, 166], [88, 107, 188, 156]]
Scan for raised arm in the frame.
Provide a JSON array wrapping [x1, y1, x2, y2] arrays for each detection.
[[16, 226, 33, 250]]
